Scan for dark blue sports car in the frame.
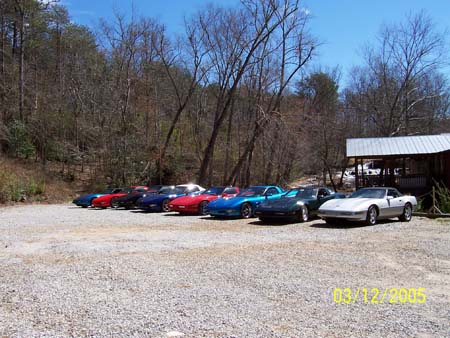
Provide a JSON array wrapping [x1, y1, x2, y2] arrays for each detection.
[[136, 184, 205, 212], [206, 185, 284, 218], [72, 188, 122, 207]]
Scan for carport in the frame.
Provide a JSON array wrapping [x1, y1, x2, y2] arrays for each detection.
[[346, 134, 450, 195]]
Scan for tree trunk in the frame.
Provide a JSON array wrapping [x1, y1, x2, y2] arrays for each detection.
[[18, 11, 25, 121]]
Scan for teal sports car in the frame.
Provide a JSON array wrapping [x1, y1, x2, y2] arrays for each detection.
[[206, 185, 284, 218]]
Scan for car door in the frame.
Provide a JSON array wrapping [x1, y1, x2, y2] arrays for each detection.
[[386, 189, 404, 217], [265, 187, 280, 201]]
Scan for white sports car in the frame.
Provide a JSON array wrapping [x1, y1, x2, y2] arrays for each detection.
[[318, 187, 417, 225]]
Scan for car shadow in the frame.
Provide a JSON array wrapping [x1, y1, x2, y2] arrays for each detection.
[[199, 216, 241, 221], [310, 219, 399, 229], [129, 210, 156, 214], [309, 221, 369, 229], [249, 219, 296, 226], [164, 213, 199, 217]]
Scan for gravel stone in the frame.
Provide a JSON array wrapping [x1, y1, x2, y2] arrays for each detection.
[[0, 204, 449, 337]]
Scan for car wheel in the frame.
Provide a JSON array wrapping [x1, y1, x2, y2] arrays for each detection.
[[399, 203, 412, 222], [240, 203, 253, 219], [199, 201, 209, 215], [296, 206, 309, 222], [110, 197, 119, 209], [366, 205, 378, 226], [162, 199, 170, 212]]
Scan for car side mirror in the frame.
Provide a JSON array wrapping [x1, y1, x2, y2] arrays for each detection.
[[387, 196, 393, 200]]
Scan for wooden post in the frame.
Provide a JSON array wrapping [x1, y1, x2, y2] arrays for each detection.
[[355, 158, 359, 190], [361, 158, 365, 187]]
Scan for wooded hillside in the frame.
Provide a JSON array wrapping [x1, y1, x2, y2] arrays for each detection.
[[1, 0, 449, 188]]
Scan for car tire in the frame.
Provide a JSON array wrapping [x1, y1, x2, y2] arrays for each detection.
[[199, 201, 209, 215], [110, 197, 119, 209], [366, 205, 378, 226], [240, 203, 253, 219], [162, 199, 170, 212], [399, 203, 412, 222], [296, 206, 309, 222]]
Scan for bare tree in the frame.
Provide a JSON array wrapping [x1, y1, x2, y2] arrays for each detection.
[[347, 11, 448, 137]]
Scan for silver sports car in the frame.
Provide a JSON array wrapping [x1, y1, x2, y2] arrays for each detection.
[[318, 187, 417, 225]]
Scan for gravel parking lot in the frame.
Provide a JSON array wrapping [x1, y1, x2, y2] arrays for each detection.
[[0, 204, 449, 337]]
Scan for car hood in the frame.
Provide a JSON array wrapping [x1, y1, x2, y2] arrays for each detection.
[[171, 194, 215, 206], [94, 193, 125, 201], [117, 192, 145, 202], [141, 193, 182, 203], [76, 193, 105, 201], [319, 198, 380, 211], [208, 196, 262, 209], [259, 197, 313, 209]]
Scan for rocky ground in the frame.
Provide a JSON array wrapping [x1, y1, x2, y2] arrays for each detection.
[[0, 204, 449, 337]]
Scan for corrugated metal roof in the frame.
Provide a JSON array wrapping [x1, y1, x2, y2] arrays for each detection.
[[347, 134, 450, 157]]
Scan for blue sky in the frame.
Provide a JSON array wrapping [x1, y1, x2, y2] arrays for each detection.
[[62, 0, 450, 86]]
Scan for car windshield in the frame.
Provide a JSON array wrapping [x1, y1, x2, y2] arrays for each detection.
[[159, 187, 177, 194], [148, 185, 162, 192], [203, 187, 224, 195], [349, 188, 386, 199], [124, 187, 135, 194], [174, 186, 189, 194], [283, 188, 317, 199], [237, 187, 266, 197], [102, 188, 117, 194]]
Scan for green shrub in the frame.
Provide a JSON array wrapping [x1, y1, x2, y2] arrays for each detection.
[[8, 120, 35, 159], [0, 171, 46, 203], [434, 180, 450, 214]]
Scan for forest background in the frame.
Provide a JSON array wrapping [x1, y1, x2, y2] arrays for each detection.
[[0, 0, 449, 197]]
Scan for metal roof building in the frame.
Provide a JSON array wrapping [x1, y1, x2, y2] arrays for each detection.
[[347, 134, 450, 158], [346, 134, 450, 193]]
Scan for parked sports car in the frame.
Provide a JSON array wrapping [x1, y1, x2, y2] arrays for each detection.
[[206, 185, 284, 218], [72, 188, 122, 207], [318, 187, 417, 225], [111, 185, 168, 209], [169, 186, 240, 215], [92, 186, 149, 209], [255, 186, 343, 222], [137, 184, 205, 212]]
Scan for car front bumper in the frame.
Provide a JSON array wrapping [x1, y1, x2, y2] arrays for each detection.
[[208, 208, 240, 217], [169, 204, 198, 213], [138, 203, 163, 212], [318, 210, 367, 221], [73, 199, 91, 207], [254, 209, 297, 219]]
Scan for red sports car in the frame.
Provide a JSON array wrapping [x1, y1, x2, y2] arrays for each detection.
[[169, 186, 240, 215], [91, 186, 149, 208]]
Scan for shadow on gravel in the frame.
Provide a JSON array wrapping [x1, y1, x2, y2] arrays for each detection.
[[198, 216, 240, 221], [249, 220, 295, 226], [310, 219, 401, 229], [164, 213, 199, 217], [310, 221, 369, 229]]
